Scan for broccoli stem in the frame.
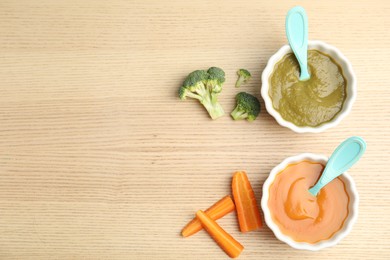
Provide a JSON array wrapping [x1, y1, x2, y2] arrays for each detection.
[[230, 106, 248, 120], [235, 77, 245, 88], [185, 91, 203, 101], [201, 94, 225, 119]]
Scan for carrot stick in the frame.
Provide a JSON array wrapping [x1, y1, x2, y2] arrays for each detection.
[[232, 171, 262, 232], [182, 195, 235, 237], [196, 210, 244, 258]]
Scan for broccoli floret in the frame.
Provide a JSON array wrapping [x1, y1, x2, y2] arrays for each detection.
[[179, 67, 225, 119], [231, 92, 260, 122], [207, 67, 225, 92], [179, 70, 209, 100], [235, 69, 251, 88]]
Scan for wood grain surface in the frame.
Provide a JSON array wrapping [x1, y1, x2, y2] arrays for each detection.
[[0, 0, 389, 259]]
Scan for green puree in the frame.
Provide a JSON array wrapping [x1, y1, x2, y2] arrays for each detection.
[[269, 50, 347, 127]]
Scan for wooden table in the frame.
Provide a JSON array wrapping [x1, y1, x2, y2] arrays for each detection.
[[1, 1, 389, 259]]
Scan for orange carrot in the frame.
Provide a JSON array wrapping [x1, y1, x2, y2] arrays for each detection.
[[232, 171, 262, 232], [196, 210, 244, 258], [182, 195, 235, 237]]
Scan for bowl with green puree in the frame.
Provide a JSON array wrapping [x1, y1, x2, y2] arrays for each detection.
[[261, 41, 356, 133]]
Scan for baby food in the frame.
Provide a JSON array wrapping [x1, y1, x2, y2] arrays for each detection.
[[268, 161, 349, 243], [269, 50, 347, 127]]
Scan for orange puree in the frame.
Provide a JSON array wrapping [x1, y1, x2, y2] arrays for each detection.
[[268, 161, 349, 243]]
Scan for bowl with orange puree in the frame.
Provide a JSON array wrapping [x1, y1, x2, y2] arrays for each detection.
[[261, 153, 358, 250]]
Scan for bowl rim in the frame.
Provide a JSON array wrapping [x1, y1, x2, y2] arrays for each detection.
[[260, 40, 357, 133], [260, 153, 359, 251]]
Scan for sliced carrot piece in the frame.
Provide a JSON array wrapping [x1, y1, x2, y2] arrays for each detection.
[[182, 195, 235, 237], [232, 171, 262, 232], [196, 210, 244, 258]]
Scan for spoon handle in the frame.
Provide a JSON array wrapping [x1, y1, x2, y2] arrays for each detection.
[[309, 136, 367, 196], [285, 6, 310, 81]]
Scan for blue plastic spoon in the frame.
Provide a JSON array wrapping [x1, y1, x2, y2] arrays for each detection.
[[285, 6, 310, 81], [309, 136, 367, 196]]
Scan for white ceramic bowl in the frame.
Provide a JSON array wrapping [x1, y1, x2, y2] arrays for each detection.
[[261, 40, 357, 133], [261, 153, 359, 251]]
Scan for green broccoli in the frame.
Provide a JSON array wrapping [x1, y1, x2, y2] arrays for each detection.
[[235, 69, 251, 88], [179, 67, 225, 119], [231, 92, 260, 122]]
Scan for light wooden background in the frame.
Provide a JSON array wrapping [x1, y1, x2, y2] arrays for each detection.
[[0, 0, 389, 259]]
